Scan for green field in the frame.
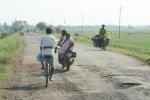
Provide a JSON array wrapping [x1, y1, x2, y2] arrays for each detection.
[[0, 33, 22, 97], [72, 30, 150, 64], [109, 34, 150, 62]]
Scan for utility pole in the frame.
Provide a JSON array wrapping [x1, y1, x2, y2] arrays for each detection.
[[119, 6, 122, 38], [81, 14, 84, 34], [63, 18, 66, 29]]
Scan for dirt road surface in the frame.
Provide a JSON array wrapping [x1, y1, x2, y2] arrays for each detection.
[[2, 33, 150, 100]]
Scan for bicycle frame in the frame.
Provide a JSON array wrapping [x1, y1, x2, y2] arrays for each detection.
[[43, 55, 52, 88]]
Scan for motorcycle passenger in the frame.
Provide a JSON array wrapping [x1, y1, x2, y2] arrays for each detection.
[[40, 27, 57, 81], [58, 33, 75, 68], [91, 33, 100, 47]]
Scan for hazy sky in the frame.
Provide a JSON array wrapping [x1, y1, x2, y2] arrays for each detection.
[[0, 0, 150, 25]]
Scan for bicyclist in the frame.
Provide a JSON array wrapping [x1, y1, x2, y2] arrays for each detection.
[[40, 27, 57, 81]]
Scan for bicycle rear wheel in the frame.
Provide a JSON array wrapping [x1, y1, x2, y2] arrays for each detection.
[[66, 61, 70, 71], [49, 66, 52, 81], [45, 63, 49, 88]]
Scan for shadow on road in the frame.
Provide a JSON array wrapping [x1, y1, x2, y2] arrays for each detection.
[[0, 84, 45, 91], [85, 49, 101, 51], [26, 67, 67, 77], [54, 67, 68, 74]]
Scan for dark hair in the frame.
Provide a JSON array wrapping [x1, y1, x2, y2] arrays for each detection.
[[62, 30, 67, 36], [102, 24, 105, 27], [46, 27, 52, 34]]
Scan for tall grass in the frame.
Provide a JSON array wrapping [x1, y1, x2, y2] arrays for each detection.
[[0, 33, 22, 97], [0, 33, 22, 63], [109, 34, 150, 62]]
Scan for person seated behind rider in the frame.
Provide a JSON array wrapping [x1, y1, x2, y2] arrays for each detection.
[[92, 33, 100, 41], [40, 27, 57, 81], [58, 33, 75, 67]]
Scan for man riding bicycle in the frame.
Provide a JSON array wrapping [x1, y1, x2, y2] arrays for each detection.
[[40, 27, 57, 81]]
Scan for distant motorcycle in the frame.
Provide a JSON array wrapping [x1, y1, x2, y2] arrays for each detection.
[[91, 34, 110, 51], [62, 49, 76, 71]]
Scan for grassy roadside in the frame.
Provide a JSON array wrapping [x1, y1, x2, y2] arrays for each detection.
[[107, 46, 150, 63], [74, 35, 150, 64], [109, 34, 150, 64], [0, 33, 23, 98]]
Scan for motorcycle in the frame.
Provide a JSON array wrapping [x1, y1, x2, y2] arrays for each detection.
[[91, 35, 110, 51], [62, 49, 76, 71]]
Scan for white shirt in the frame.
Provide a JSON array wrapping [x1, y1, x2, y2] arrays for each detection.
[[40, 34, 57, 55]]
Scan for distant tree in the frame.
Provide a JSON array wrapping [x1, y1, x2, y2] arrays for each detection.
[[128, 24, 133, 29], [55, 25, 63, 33], [11, 20, 28, 32], [47, 25, 55, 31], [0, 23, 10, 32], [36, 22, 47, 32], [3, 23, 9, 32], [75, 32, 79, 37]]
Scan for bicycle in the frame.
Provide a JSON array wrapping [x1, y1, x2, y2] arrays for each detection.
[[43, 55, 53, 88]]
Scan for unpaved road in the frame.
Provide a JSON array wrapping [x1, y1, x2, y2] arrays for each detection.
[[2, 33, 150, 100]]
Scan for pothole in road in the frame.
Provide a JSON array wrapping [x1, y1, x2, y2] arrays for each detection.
[[49, 81, 82, 93], [117, 83, 141, 89]]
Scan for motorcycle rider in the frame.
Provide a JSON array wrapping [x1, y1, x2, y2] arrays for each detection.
[[99, 24, 107, 47], [58, 30, 67, 46], [99, 24, 107, 38], [54, 30, 67, 53], [58, 33, 75, 69]]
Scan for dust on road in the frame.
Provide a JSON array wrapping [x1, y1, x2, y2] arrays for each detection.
[[2, 33, 150, 100]]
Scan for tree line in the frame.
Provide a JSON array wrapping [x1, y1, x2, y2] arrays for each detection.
[[0, 20, 63, 33]]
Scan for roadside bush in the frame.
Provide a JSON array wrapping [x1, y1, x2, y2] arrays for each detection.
[[0, 33, 7, 39], [0, 32, 15, 39], [0, 33, 22, 98], [0, 51, 10, 63]]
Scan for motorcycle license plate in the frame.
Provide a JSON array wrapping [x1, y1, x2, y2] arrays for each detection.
[[67, 53, 72, 57]]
